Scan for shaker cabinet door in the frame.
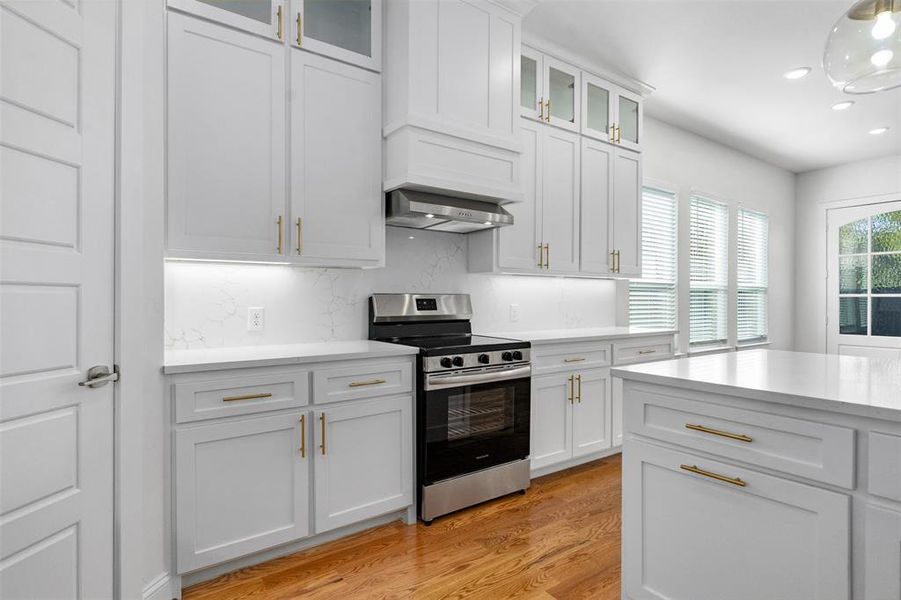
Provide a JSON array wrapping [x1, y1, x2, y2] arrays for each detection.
[[167, 13, 287, 260], [291, 0, 382, 71], [571, 369, 611, 458], [580, 137, 613, 275], [610, 148, 642, 277], [530, 373, 574, 471], [168, 0, 287, 41], [290, 51, 383, 265], [497, 120, 543, 271], [623, 440, 851, 600], [540, 126, 581, 274]]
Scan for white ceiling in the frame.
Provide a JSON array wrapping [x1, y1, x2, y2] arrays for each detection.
[[524, 0, 901, 173]]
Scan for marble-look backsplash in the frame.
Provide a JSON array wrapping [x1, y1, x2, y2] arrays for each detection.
[[165, 227, 617, 349]]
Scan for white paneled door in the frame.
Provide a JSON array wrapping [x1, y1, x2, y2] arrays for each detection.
[[1, 1, 116, 598], [827, 200, 901, 359]]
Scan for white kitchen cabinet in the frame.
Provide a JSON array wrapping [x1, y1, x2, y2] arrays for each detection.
[[540, 126, 581, 273], [611, 148, 642, 276], [493, 121, 542, 271], [520, 45, 543, 122], [580, 71, 615, 142], [313, 395, 413, 533], [616, 87, 643, 152], [531, 368, 610, 473], [623, 439, 851, 600], [383, 0, 525, 202], [290, 51, 383, 265], [579, 137, 613, 275], [290, 0, 381, 71], [175, 411, 310, 572], [167, 12, 287, 260], [168, 0, 287, 41], [543, 55, 580, 132], [865, 504, 901, 600]]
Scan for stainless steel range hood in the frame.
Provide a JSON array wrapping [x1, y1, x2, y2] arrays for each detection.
[[386, 190, 513, 234]]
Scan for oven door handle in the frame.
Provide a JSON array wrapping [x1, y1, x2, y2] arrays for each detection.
[[424, 365, 531, 390]]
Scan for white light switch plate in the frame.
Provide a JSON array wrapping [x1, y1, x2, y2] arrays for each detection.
[[509, 303, 520, 322], [247, 307, 264, 331]]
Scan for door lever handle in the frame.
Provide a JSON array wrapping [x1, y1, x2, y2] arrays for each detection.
[[78, 365, 119, 388]]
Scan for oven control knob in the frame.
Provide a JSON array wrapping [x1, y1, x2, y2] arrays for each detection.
[[501, 351, 513, 361], [440, 357, 453, 368], [452, 356, 465, 367], [478, 353, 490, 364], [512, 350, 523, 361]]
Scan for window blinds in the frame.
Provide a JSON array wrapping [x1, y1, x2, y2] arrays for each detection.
[[738, 208, 769, 343], [630, 187, 677, 329], [690, 196, 729, 347]]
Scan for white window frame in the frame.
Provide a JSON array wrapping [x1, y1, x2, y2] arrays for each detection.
[[737, 207, 769, 346], [630, 183, 679, 331], [687, 192, 731, 350]]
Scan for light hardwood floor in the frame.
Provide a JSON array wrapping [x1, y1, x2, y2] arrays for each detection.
[[184, 455, 622, 599]]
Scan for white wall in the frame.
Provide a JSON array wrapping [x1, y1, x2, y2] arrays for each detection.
[[794, 154, 901, 353], [641, 117, 797, 352], [165, 227, 618, 348]]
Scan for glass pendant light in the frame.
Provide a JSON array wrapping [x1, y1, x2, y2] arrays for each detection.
[[824, 0, 901, 93]]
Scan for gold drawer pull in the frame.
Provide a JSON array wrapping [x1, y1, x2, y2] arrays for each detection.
[[680, 464, 746, 487], [222, 392, 272, 402], [564, 357, 586, 363], [638, 349, 657, 355], [575, 374, 582, 403], [319, 413, 327, 455], [299, 414, 306, 458], [685, 423, 753, 443], [348, 378, 387, 388], [568, 375, 574, 404]]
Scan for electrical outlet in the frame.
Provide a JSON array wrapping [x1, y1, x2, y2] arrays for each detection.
[[247, 307, 265, 332], [509, 303, 520, 322]]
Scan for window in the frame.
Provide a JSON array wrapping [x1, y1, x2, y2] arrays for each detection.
[[689, 196, 728, 347], [737, 209, 769, 343], [630, 187, 677, 329]]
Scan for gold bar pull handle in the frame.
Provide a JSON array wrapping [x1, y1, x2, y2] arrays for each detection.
[[610, 123, 616, 143], [568, 375, 574, 404], [299, 414, 306, 457], [223, 392, 272, 402], [680, 464, 747, 487], [538, 96, 544, 120], [638, 349, 657, 356], [276, 4, 283, 40], [610, 250, 617, 272], [615, 249, 621, 273], [348, 378, 387, 388], [276, 215, 284, 254], [296, 12, 303, 46], [564, 357, 586, 363], [537, 244, 544, 268], [544, 244, 550, 269], [616, 124, 622, 144], [576, 374, 582, 403], [296, 217, 303, 255], [545, 100, 551, 122], [319, 413, 327, 455], [685, 423, 753, 443]]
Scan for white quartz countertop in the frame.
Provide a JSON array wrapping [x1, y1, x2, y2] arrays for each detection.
[[163, 341, 419, 374], [485, 326, 676, 344], [612, 349, 901, 422]]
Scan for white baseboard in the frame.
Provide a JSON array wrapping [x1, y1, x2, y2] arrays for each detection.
[[530, 446, 622, 480], [143, 572, 179, 600]]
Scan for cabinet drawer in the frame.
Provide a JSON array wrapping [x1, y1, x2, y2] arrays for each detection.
[[532, 343, 610, 375], [313, 361, 413, 405], [612, 335, 674, 365], [868, 431, 901, 502], [174, 371, 310, 423], [625, 384, 856, 488]]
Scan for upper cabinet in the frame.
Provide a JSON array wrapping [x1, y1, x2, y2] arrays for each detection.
[[383, 0, 527, 203], [291, 0, 381, 71], [168, 0, 287, 41]]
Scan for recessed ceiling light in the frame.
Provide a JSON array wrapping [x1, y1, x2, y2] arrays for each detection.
[[424, 213, 434, 219], [832, 101, 855, 111], [483, 221, 492, 226], [869, 127, 890, 135], [408, 235, 415, 239], [784, 67, 812, 80], [871, 49, 894, 68]]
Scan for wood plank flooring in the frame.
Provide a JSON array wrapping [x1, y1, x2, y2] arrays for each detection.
[[184, 455, 622, 600]]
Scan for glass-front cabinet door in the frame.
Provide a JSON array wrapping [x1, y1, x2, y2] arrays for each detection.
[[542, 56, 580, 132], [520, 46, 543, 121], [616, 87, 643, 152], [581, 72, 615, 142], [292, 0, 381, 71], [168, 0, 287, 41]]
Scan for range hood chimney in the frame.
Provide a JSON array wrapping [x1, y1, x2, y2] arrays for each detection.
[[386, 190, 514, 234]]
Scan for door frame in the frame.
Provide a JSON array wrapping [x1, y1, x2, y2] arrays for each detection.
[[824, 195, 901, 356]]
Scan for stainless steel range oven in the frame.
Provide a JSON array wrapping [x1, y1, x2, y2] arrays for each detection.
[[369, 293, 531, 524]]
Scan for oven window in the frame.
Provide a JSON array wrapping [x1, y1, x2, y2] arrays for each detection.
[[447, 386, 513, 441]]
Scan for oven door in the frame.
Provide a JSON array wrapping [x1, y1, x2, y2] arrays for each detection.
[[422, 364, 530, 484]]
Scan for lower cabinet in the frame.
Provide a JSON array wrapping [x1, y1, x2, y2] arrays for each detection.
[[175, 412, 310, 573], [865, 504, 901, 600], [530, 368, 610, 472], [313, 396, 413, 533], [623, 439, 851, 600]]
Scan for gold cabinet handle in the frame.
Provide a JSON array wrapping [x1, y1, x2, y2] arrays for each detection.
[[680, 464, 746, 487], [576, 374, 582, 403], [564, 357, 586, 363], [296, 12, 303, 46], [296, 217, 303, 255], [616, 124, 622, 144], [299, 414, 306, 457], [610, 250, 617, 273], [615, 249, 621, 273], [348, 378, 387, 388], [545, 100, 551, 122], [568, 375, 574, 404], [685, 423, 753, 443], [223, 392, 272, 402], [638, 349, 657, 355], [319, 413, 327, 455], [610, 123, 616, 143], [544, 244, 550, 269], [538, 96, 544, 120], [276, 4, 283, 40], [537, 243, 544, 268], [276, 215, 284, 254]]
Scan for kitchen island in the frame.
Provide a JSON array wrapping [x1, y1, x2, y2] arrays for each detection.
[[612, 349, 901, 600]]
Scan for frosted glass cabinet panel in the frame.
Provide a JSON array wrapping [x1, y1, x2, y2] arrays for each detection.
[[169, 0, 286, 40], [543, 56, 579, 132], [581, 72, 614, 141], [617, 91, 642, 151], [521, 46, 542, 121], [292, 0, 382, 71]]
